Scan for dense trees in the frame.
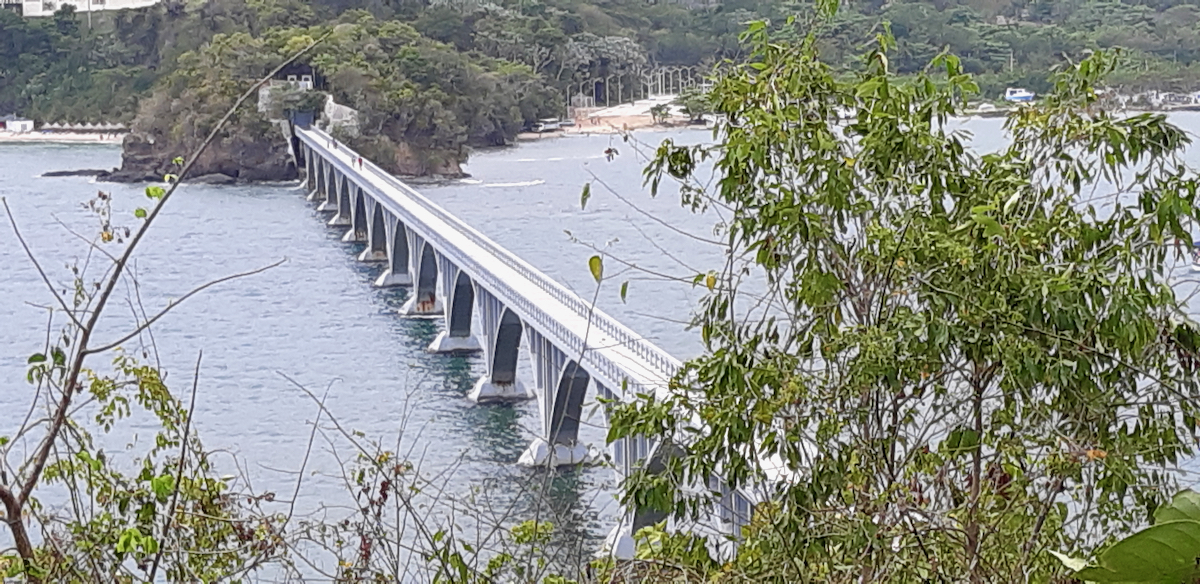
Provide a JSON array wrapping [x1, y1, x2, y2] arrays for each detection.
[[13, 0, 1200, 166], [17, 0, 1200, 128], [609, 18, 1200, 583]]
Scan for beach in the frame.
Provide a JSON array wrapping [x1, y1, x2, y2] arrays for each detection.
[[0, 131, 125, 144]]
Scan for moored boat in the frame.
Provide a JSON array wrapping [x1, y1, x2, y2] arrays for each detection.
[[1004, 87, 1036, 103]]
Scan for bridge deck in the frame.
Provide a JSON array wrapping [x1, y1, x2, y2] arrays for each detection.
[[295, 127, 681, 398]]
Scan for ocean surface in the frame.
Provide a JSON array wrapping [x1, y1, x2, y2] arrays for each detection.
[[2, 115, 1200, 576], [0, 127, 725, 576]]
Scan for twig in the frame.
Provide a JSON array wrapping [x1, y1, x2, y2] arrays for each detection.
[[147, 350, 202, 582], [2, 199, 85, 329], [85, 259, 285, 355], [6, 33, 332, 574]]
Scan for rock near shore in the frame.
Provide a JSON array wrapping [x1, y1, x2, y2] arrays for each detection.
[[100, 131, 298, 184]]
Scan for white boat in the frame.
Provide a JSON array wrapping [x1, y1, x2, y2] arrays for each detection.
[[531, 118, 561, 133], [1004, 88, 1036, 103]]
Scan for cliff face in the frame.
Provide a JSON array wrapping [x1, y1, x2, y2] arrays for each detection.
[[344, 134, 466, 179], [390, 141, 465, 178], [101, 129, 298, 184]]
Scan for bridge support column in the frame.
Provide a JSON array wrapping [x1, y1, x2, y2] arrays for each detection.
[[304, 147, 317, 197], [327, 176, 352, 227], [603, 436, 675, 559], [358, 200, 388, 262], [374, 218, 412, 287], [468, 290, 530, 402], [428, 264, 481, 353], [399, 241, 443, 316], [518, 332, 594, 467], [309, 159, 327, 202], [342, 187, 368, 242], [316, 163, 337, 210]]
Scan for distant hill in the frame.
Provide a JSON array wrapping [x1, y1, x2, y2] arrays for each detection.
[[4, 0, 1200, 163]]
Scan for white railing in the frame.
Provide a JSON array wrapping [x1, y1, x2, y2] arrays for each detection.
[[296, 128, 681, 395]]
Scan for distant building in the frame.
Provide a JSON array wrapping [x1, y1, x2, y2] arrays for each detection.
[[21, 0, 160, 18], [273, 63, 322, 91], [2, 0, 23, 16], [1, 115, 35, 133], [258, 63, 324, 114]]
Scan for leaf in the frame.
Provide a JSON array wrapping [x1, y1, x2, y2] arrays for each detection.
[[1003, 191, 1022, 215], [27, 353, 46, 364], [620, 281, 629, 303], [163, 173, 178, 183], [941, 427, 980, 456], [1073, 520, 1200, 583], [705, 271, 716, 291], [589, 255, 603, 283], [1155, 490, 1200, 524], [1049, 550, 1088, 572], [972, 213, 1004, 238], [151, 475, 175, 500], [172, 156, 184, 166], [581, 182, 591, 210], [145, 186, 165, 200], [134, 207, 147, 219]]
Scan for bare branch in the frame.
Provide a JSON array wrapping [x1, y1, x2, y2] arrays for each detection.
[[85, 258, 285, 355], [2, 198, 85, 329]]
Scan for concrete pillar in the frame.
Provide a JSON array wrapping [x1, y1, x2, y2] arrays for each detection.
[[327, 176, 351, 227], [518, 342, 593, 467], [602, 437, 675, 559], [469, 290, 530, 402], [399, 241, 442, 316], [341, 186, 368, 242], [358, 200, 388, 262], [308, 158, 326, 202], [428, 268, 481, 353], [373, 217, 412, 287], [304, 146, 316, 194]]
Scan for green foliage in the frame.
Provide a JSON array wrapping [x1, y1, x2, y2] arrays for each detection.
[[649, 103, 670, 124], [675, 86, 713, 122], [20, 351, 286, 582], [613, 18, 1200, 584], [1056, 490, 1200, 583]]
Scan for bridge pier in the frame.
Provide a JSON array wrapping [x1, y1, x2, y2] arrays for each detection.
[[309, 158, 327, 202], [316, 165, 337, 210], [399, 241, 443, 316], [358, 201, 388, 262], [428, 264, 481, 353], [304, 149, 318, 199], [373, 218, 412, 287], [342, 187, 368, 243], [469, 291, 530, 402], [519, 331, 593, 467], [327, 176, 352, 227], [603, 436, 675, 559]]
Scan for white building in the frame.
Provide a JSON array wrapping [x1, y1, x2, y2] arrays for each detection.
[[1, 118, 35, 133], [21, 0, 159, 17]]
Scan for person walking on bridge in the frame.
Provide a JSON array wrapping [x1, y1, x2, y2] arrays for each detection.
[[357, 156, 363, 170]]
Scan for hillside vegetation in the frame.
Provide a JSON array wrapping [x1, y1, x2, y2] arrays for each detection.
[[5, 0, 1200, 170]]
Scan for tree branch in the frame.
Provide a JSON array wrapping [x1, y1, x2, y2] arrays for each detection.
[[84, 259, 284, 355]]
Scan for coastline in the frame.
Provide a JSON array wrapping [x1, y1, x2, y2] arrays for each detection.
[[0, 131, 125, 145]]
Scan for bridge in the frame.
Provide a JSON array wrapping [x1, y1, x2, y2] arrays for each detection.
[[291, 126, 754, 556]]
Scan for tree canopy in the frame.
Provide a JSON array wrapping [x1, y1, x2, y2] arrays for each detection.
[[610, 16, 1200, 583], [12, 0, 1200, 127]]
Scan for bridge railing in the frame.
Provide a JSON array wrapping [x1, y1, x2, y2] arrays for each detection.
[[297, 128, 681, 394]]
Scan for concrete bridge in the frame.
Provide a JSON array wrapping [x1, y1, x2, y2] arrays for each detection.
[[292, 126, 754, 555]]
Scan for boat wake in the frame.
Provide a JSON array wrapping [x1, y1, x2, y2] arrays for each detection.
[[482, 180, 545, 188]]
